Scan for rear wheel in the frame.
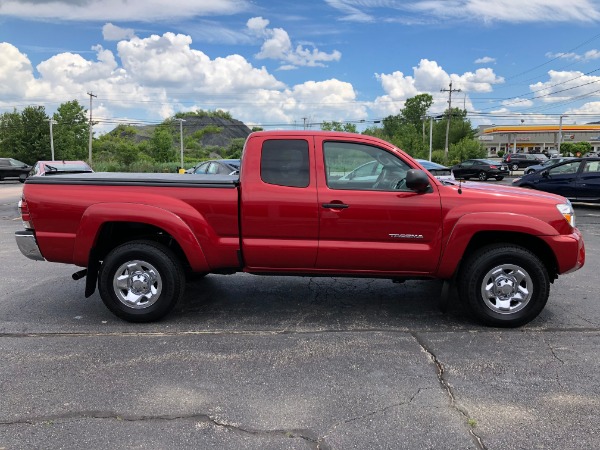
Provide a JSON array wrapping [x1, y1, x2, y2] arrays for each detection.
[[458, 245, 550, 327], [98, 240, 185, 322], [511, 163, 519, 171], [478, 171, 488, 181]]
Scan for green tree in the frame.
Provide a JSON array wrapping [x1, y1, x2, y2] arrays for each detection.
[[449, 137, 486, 164], [53, 100, 89, 160], [320, 121, 358, 133], [560, 141, 592, 157], [115, 141, 139, 167], [223, 138, 245, 159], [151, 127, 174, 162], [0, 109, 24, 159], [402, 94, 434, 129], [21, 105, 50, 163]]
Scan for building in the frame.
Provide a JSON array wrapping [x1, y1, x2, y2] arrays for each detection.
[[475, 124, 600, 156]]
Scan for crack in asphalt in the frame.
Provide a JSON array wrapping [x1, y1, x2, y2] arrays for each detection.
[[0, 412, 327, 449], [542, 336, 567, 390], [319, 389, 424, 447], [1, 328, 600, 338], [411, 332, 488, 450]]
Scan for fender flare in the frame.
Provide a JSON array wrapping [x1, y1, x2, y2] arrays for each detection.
[[436, 212, 558, 278], [72, 202, 210, 272]]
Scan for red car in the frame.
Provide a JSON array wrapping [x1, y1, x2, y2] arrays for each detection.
[[29, 160, 93, 177]]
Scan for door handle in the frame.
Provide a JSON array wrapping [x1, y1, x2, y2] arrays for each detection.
[[322, 203, 349, 209]]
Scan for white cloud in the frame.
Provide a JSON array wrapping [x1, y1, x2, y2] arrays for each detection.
[[546, 49, 600, 61], [0, 43, 35, 97], [371, 59, 503, 116], [324, 0, 375, 22], [246, 17, 341, 69], [475, 56, 495, 64], [0, 0, 251, 21], [501, 97, 534, 108], [325, 0, 600, 23], [0, 31, 363, 132], [530, 70, 600, 103], [102, 23, 135, 41]]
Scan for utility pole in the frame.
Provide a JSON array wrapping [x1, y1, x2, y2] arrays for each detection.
[[48, 119, 56, 161], [429, 116, 433, 162], [87, 91, 97, 165], [302, 117, 308, 130], [441, 81, 461, 160], [558, 115, 567, 155], [176, 118, 186, 172]]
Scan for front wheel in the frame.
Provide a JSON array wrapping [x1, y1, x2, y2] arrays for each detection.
[[478, 171, 488, 181], [98, 240, 185, 322], [511, 163, 519, 171], [458, 245, 550, 327]]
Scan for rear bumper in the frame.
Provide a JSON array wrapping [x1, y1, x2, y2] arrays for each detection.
[[15, 230, 45, 261]]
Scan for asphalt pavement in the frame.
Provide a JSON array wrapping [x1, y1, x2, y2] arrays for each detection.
[[0, 180, 599, 450]]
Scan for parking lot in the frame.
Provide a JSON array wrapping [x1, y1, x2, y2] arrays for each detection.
[[1, 179, 599, 449]]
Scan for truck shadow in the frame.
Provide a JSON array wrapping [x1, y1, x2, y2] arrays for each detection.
[[175, 273, 475, 331]]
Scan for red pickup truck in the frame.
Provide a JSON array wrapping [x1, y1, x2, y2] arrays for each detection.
[[15, 131, 585, 327]]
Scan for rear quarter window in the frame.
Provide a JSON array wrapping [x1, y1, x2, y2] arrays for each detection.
[[260, 139, 310, 188]]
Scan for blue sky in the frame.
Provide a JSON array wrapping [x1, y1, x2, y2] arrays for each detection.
[[2, 0, 600, 133]]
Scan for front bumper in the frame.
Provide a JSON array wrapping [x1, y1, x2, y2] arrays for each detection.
[[15, 230, 45, 261]]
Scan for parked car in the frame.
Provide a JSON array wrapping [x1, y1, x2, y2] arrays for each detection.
[[524, 157, 575, 175], [187, 159, 240, 175], [502, 153, 547, 171], [29, 160, 93, 177], [512, 157, 600, 202], [415, 159, 453, 177], [450, 159, 509, 181], [0, 157, 31, 183]]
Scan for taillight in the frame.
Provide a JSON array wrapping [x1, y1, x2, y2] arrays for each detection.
[[506, 155, 511, 161], [18, 198, 33, 229], [489, 165, 498, 169]]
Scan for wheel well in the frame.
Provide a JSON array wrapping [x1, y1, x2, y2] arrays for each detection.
[[92, 222, 190, 269], [460, 231, 559, 281]]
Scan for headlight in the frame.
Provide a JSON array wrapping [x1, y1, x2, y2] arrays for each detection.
[[556, 200, 575, 227]]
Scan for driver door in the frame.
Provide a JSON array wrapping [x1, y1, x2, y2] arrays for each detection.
[[315, 137, 443, 274]]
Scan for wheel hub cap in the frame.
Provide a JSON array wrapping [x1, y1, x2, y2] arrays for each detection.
[[113, 260, 162, 309], [481, 264, 532, 314]]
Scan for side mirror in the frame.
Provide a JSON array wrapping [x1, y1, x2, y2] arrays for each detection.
[[541, 170, 549, 178], [406, 169, 430, 192]]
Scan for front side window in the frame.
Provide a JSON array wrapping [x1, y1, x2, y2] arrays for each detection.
[[324, 141, 411, 191], [261, 139, 310, 188], [549, 161, 581, 175], [583, 160, 600, 173]]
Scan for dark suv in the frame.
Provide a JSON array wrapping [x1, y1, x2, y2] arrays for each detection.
[[502, 153, 547, 171], [0, 158, 31, 183]]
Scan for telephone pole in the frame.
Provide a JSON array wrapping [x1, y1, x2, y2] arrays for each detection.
[[441, 81, 461, 160], [176, 118, 186, 171], [87, 91, 97, 165], [48, 119, 56, 161]]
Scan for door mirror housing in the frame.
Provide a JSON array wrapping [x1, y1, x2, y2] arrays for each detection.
[[541, 170, 549, 178], [406, 169, 431, 192]]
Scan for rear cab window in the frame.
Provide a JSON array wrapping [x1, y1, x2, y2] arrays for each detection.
[[260, 139, 310, 188]]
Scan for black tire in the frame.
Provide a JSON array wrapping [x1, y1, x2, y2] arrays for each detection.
[[495, 176, 504, 181], [478, 171, 488, 181], [511, 163, 519, 171], [98, 240, 185, 322], [458, 244, 550, 327]]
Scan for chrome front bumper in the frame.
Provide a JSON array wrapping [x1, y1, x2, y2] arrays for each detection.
[[15, 230, 45, 261]]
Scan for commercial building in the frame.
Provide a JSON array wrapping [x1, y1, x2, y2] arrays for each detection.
[[475, 124, 600, 156]]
